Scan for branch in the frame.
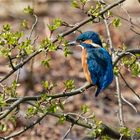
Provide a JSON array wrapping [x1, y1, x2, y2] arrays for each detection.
[[47, 112, 132, 140], [5, 83, 92, 103], [115, 76, 125, 126], [119, 72, 140, 100], [113, 49, 140, 67], [0, 98, 24, 120], [0, 0, 126, 83], [28, 14, 38, 40], [0, 83, 92, 120], [2, 112, 48, 140]]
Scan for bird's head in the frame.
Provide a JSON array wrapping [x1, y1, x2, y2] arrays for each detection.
[[68, 31, 102, 49]]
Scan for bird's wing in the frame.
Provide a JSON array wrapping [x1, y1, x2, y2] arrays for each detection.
[[87, 48, 113, 96], [87, 50, 107, 84], [97, 48, 114, 87]]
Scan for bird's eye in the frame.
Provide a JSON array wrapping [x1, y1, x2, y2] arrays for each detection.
[[77, 39, 84, 43]]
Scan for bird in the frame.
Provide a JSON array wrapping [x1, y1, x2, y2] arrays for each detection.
[[68, 31, 114, 97]]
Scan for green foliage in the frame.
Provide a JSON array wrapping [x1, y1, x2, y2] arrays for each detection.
[[72, 0, 80, 8], [63, 45, 73, 57], [112, 18, 121, 28], [20, 20, 29, 29], [48, 103, 58, 113], [19, 39, 33, 55], [0, 95, 5, 107], [113, 66, 119, 76], [130, 62, 140, 76], [24, 6, 34, 15], [27, 106, 38, 117], [135, 127, 140, 133], [3, 23, 11, 31], [0, 22, 35, 60], [81, 104, 90, 114], [4, 81, 19, 97], [72, 0, 89, 9], [101, 136, 111, 140], [88, 2, 102, 17], [40, 38, 57, 51], [90, 120, 103, 138], [119, 127, 132, 137], [42, 81, 56, 91], [41, 58, 51, 68], [48, 18, 63, 32], [58, 115, 66, 124], [122, 56, 140, 76], [0, 123, 7, 132], [80, 0, 88, 5], [64, 80, 75, 90]]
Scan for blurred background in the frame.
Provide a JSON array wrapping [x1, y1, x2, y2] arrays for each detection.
[[0, 0, 140, 140]]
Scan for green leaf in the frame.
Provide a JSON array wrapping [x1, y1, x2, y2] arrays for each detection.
[[19, 39, 33, 55], [49, 104, 58, 113], [58, 115, 66, 124], [72, 0, 80, 8], [113, 66, 119, 76], [27, 106, 38, 117], [0, 95, 5, 107], [40, 38, 57, 51], [48, 18, 62, 32], [112, 18, 121, 28], [81, 104, 90, 113], [119, 127, 132, 137], [41, 58, 51, 68], [80, 0, 88, 5], [88, 3, 102, 18], [42, 81, 56, 91], [130, 62, 140, 76], [64, 46, 72, 57], [0, 124, 7, 132], [3, 24, 11, 31], [21, 20, 29, 29], [0, 47, 11, 57], [136, 127, 140, 133], [64, 80, 75, 90], [24, 6, 34, 15], [102, 136, 111, 140]]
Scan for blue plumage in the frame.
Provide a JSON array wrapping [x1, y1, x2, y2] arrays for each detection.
[[76, 31, 114, 97]]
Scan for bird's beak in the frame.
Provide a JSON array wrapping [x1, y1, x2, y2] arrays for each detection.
[[67, 41, 77, 46], [68, 41, 84, 49]]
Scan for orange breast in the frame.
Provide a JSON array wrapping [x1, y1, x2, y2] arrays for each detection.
[[81, 49, 92, 83]]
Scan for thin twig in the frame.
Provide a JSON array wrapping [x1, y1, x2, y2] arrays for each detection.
[[8, 55, 16, 70], [63, 123, 74, 140], [115, 77, 125, 127], [3, 112, 48, 140], [0, 98, 24, 120], [121, 95, 137, 113], [119, 72, 140, 100], [28, 14, 38, 40], [102, 0, 125, 127]]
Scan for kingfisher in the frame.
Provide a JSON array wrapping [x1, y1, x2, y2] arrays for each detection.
[[68, 31, 114, 97]]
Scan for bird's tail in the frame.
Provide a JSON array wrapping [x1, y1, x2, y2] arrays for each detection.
[[95, 86, 101, 97]]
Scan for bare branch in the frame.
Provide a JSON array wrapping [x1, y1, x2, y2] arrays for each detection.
[[28, 14, 38, 40], [119, 72, 140, 100], [116, 77, 125, 127]]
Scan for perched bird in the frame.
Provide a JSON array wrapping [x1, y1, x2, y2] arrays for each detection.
[[68, 31, 114, 97]]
